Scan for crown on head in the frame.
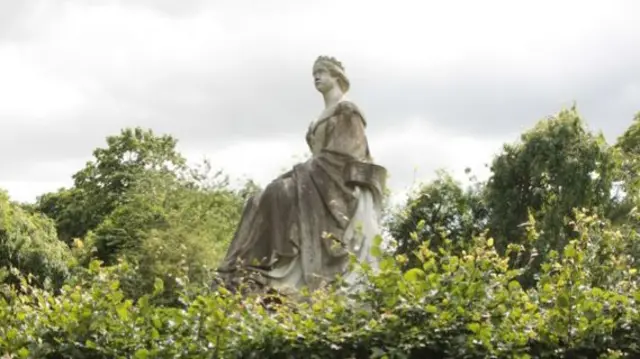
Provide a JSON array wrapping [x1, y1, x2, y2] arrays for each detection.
[[315, 55, 345, 72]]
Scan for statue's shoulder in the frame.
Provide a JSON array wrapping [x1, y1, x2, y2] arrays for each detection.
[[336, 100, 359, 115], [335, 100, 367, 126]]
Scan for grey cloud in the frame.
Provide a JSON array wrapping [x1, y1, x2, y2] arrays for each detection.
[[362, 65, 640, 141], [89, 47, 640, 145], [0, 1, 42, 42], [2, 0, 640, 192], [3, 48, 639, 184], [1, 119, 93, 181], [104, 0, 208, 17], [0, 0, 209, 45]]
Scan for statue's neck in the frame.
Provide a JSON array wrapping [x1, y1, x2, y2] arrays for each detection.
[[322, 87, 345, 109]]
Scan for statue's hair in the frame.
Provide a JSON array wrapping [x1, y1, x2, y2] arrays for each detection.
[[314, 55, 344, 71], [313, 55, 350, 93]]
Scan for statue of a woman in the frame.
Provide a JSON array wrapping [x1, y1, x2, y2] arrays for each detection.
[[217, 55, 387, 293]]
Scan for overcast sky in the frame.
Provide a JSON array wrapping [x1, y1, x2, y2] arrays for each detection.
[[1, 0, 639, 204]]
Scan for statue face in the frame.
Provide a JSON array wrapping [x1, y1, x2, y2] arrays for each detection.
[[313, 64, 338, 93]]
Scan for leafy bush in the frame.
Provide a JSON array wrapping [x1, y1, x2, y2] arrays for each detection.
[[0, 190, 71, 290], [1, 210, 638, 358], [78, 163, 245, 304], [388, 170, 488, 270], [36, 127, 187, 245]]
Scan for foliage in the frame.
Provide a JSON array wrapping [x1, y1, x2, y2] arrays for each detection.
[[99, 163, 245, 304], [486, 107, 618, 253], [0, 211, 639, 358], [37, 127, 186, 244], [30, 127, 247, 304], [614, 112, 640, 212], [36, 188, 90, 246], [388, 170, 488, 269], [0, 190, 71, 290], [479, 107, 625, 288], [52, 159, 244, 304], [615, 112, 640, 158]]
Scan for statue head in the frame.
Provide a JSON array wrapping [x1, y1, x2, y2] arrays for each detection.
[[312, 55, 350, 94]]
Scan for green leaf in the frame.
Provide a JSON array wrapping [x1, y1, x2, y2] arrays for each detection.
[[134, 349, 149, 359], [557, 293, 571, 308], [18, 348, 29, 359], [116, 303, 128, 320], [467, 322, 480, 333], [403, 268, 425, 282], [153, 278, 164, 295], [152, 316, 162, 329]]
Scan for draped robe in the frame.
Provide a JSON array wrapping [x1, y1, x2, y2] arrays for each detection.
[[217, 100, 386, 292]]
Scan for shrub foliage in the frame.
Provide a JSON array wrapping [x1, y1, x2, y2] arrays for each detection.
[[0, 211, 639, 358]]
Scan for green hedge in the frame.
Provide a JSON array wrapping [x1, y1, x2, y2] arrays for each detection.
[[1, 211, 639, 358]]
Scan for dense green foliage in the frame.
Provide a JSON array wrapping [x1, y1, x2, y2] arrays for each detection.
[[1, 212, 639, 358], [615, 112, 640, 209], [1, 106, 640, 357], [0, 191, 71, 290], [389, 170, 488, 269], [485, 108, 619, 257], [37, 127, 187, 246], [389, 107, 636, 286]]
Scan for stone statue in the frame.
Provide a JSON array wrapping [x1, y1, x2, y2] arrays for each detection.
[[217, 55, 387, 294]]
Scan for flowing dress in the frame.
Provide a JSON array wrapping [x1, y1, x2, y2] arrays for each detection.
[[217, 100, 386, 292]]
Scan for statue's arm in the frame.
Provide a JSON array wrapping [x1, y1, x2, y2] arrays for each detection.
[[323, 102, 368, 159]]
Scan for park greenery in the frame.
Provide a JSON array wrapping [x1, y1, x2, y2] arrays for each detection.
[[1, 107, 640, 358]]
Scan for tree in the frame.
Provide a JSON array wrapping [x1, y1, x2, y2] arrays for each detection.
[[485, 106, 619, 274], [615, 112, 640, 156], [78, 163, 245, 303], [36, 188, 91, 245], [388, 170, 488, 269], [614, 112, 640, 207], [37, 127, 186, 243], [0, 190, 71, 289]]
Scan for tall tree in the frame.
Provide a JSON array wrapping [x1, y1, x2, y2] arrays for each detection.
[[76, 163, 246, 303], [485, 106, 619, 270], [37, 127, 186, 244], [37, 188, 91, 245], [614, 112, 640, 205]]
